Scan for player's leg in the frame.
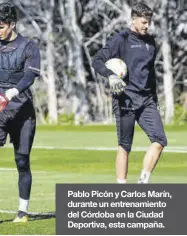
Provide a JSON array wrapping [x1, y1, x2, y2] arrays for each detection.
[[13, 151, 32, 223], [137, 101, 167, 183], [0, 110, 12, 147], [9, 103, 36, 222], [0, 126, 8, 147], [115, 109, 135, 183]]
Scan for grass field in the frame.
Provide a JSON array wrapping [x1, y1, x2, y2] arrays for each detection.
[[0, 125, 187, 235]]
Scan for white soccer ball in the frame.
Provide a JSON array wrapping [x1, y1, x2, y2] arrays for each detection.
[[105, 58, 127, 78]]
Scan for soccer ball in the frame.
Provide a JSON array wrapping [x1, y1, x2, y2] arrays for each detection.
[[105, 58, 127, 78]]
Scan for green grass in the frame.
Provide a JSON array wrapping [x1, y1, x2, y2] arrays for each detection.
[[32, 124, 187, 148], [36, 124, 187, 132], [0, 214, 55, 235], [0, 125, 187, 235]]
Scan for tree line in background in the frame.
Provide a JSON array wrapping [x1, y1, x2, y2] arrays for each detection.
[[3, 0, 187, 125]]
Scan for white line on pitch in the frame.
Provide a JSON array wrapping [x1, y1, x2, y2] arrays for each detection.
[[0, 209, 55, 216], [2, 145, 187, 153]]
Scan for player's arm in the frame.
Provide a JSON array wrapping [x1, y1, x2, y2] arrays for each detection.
[[92, 35, 122, 77], [148, 37, 160, 109], [92, 35, 125, 95], [5, 41, 40, 100], [150, 38, 158, 97]]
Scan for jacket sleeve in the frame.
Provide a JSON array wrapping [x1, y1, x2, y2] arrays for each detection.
[[150, 37, 157, 95], [92, 34, 122, 77], [15, 41, 40, 93]]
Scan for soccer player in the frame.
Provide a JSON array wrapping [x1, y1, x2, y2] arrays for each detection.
[[92, 3, 167, 184], [0, 3, 40, 222]]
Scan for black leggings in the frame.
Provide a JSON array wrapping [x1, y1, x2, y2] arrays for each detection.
[[15, 152, 32, 200]]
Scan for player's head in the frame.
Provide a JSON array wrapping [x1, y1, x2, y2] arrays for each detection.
[[0, 3, 17, 40], [131, 3, 153, 36]]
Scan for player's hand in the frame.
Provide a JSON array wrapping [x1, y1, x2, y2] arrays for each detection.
[[0, 88, 19, 112], [108, 74, 126, 96], [0, 94, 9, 112], [5, 88, 19, 101]]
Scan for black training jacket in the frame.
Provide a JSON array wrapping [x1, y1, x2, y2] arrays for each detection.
[[92, 28, 157, 94]]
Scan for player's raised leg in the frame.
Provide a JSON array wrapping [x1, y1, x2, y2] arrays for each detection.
[[137, 101, 167, 183], [138, 142, 163, 183]]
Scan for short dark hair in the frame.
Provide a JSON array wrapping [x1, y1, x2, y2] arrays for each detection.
[[0, 3, 17, 24], [131, 3, 153, 19]]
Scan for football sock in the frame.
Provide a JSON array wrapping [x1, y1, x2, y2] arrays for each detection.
[[18, 198, 29, 213], [117, 178, 127, 183], [138, 170, 151, 183]]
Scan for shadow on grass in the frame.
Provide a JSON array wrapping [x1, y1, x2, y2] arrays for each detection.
[[29, 213, 56, 221], [0, 212, 55, 224]]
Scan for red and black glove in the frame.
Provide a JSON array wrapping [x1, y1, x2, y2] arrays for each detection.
[[0, 94, 9, 112], [0, 88, 19, 112]]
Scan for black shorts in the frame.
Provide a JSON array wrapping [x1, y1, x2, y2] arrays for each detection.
[[0, 101, 36, 155], [113, 93, 167, 153]]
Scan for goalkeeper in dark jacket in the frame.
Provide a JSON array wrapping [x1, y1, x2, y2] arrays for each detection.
[[92, 3, 167, 184], [0, 3, 40, 222]]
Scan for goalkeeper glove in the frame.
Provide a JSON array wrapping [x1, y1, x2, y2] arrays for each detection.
[[108, 74, 126, 96], [5, 88, 19, 101], [0, 88, 19, 112], [0, 94, 9, 112]]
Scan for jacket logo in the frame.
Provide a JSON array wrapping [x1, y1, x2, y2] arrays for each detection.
[[122, 99, 134, 111], [125, 100, 131, 107], [145, 43, 150, 51]]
